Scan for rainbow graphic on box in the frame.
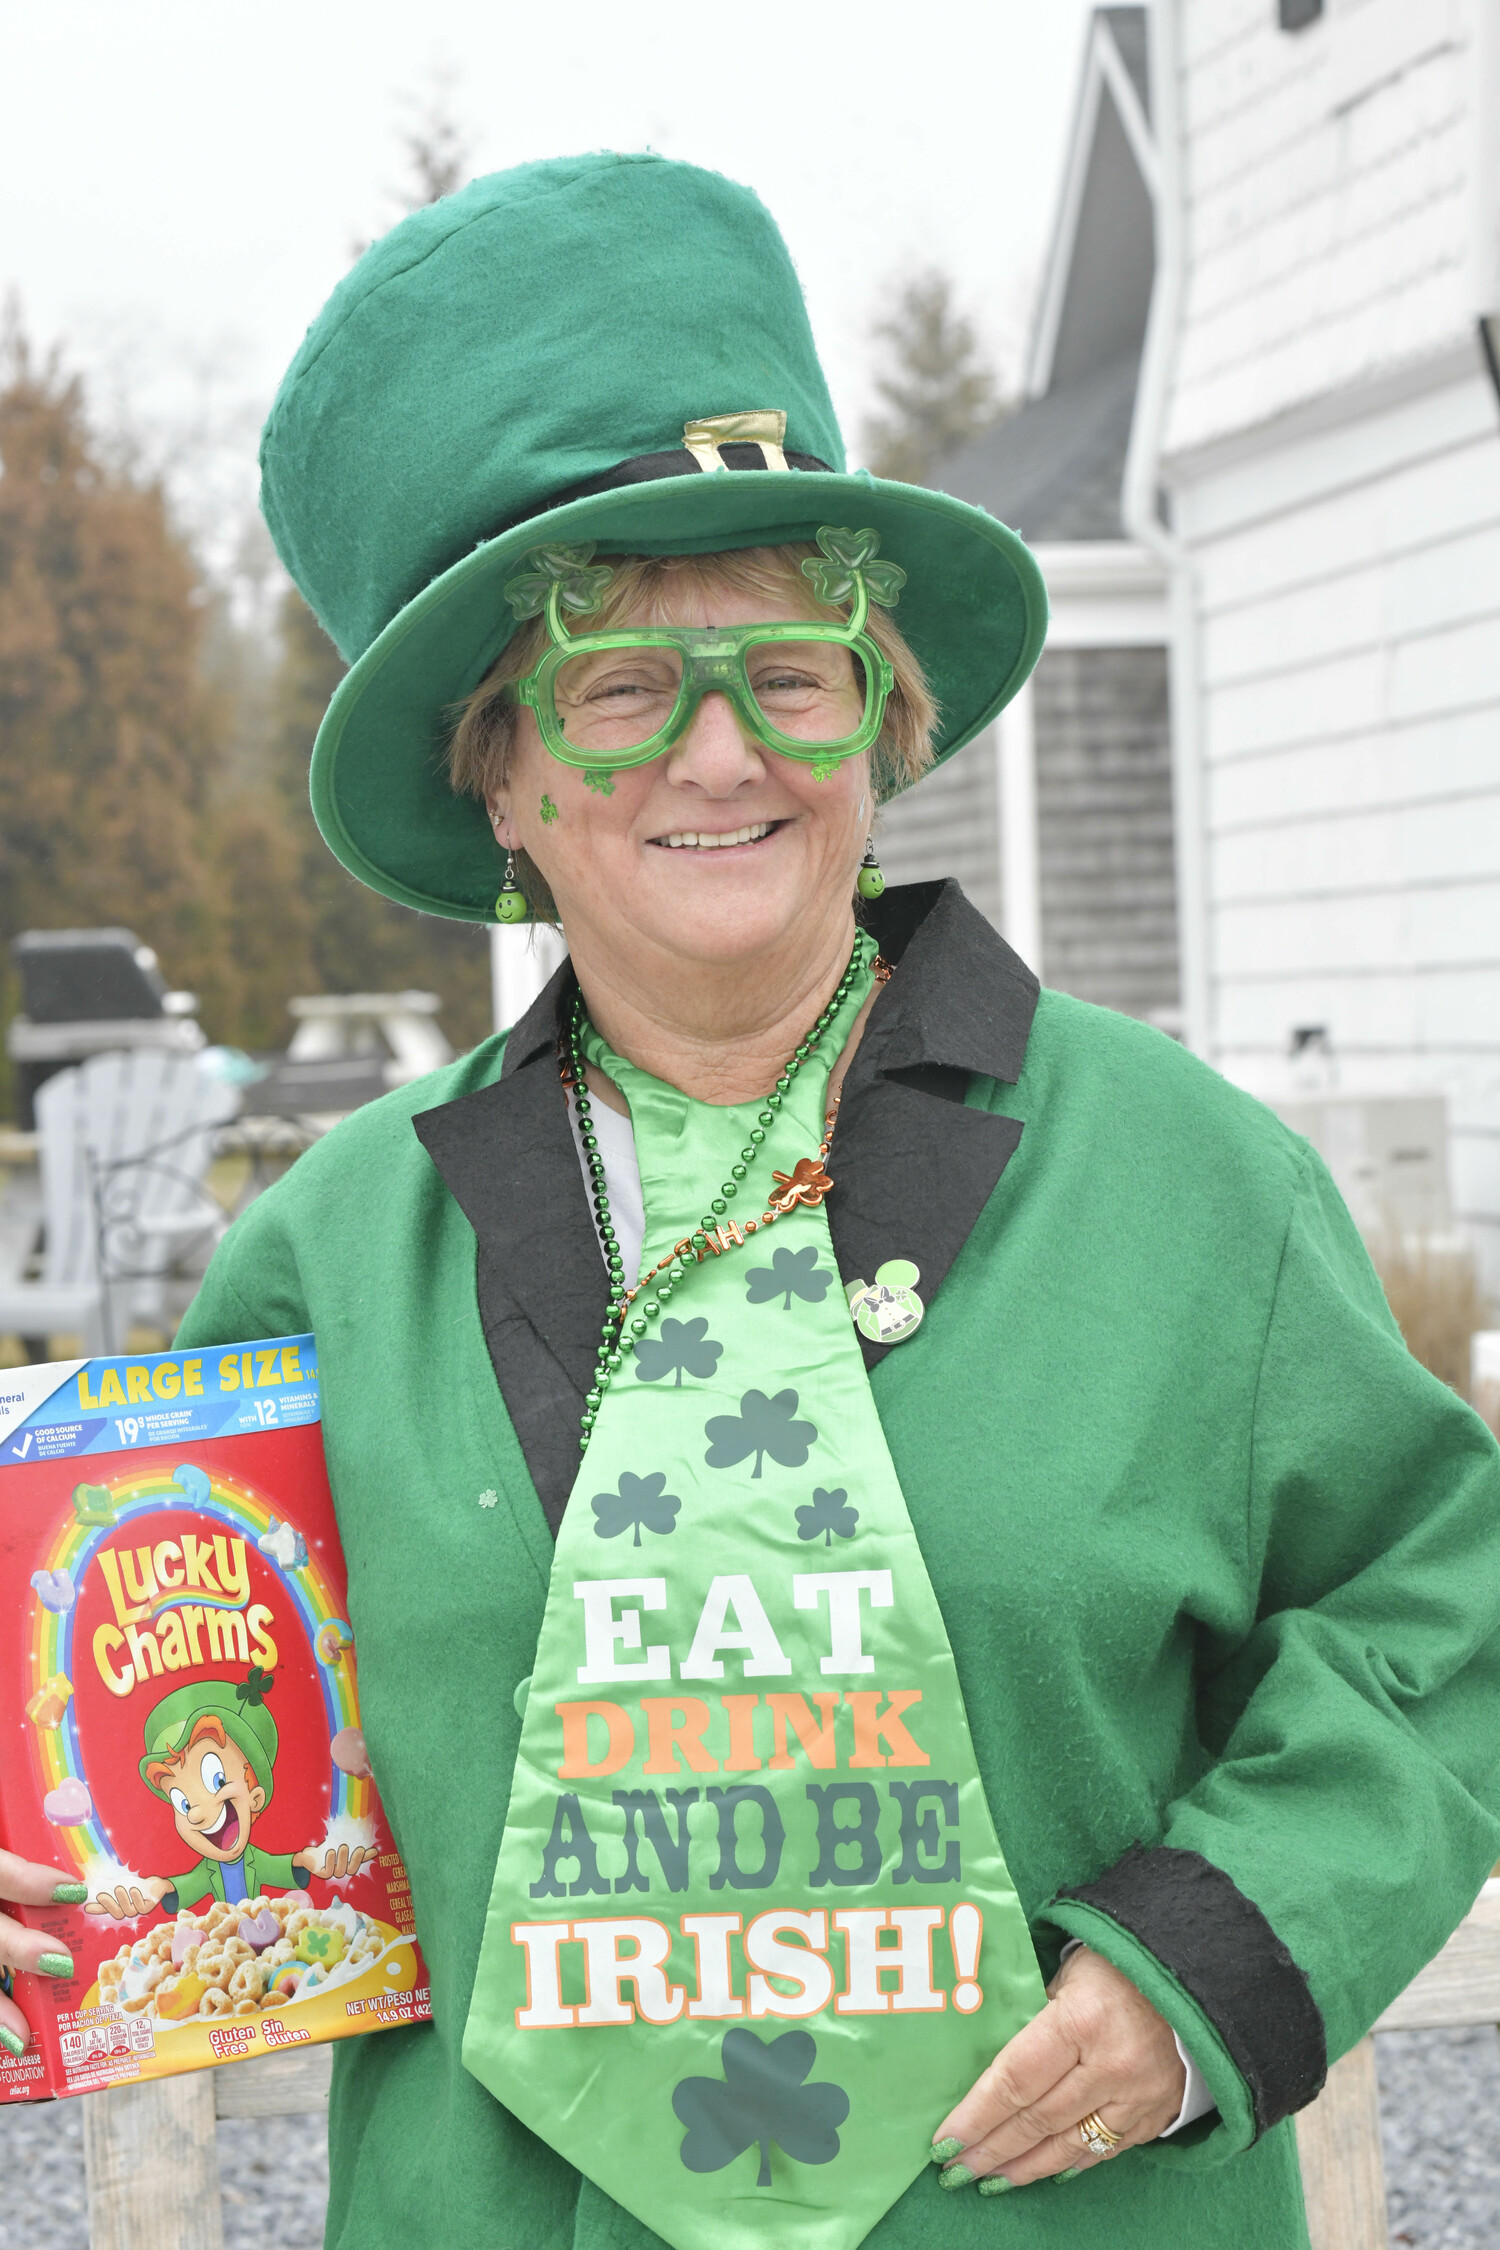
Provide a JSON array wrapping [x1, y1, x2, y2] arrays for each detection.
[[27, 1461, 369, 1880], [0, 1336, 431, 2100]]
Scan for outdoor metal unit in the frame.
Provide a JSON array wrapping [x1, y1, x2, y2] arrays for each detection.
[[7, 929, 203, 1128]]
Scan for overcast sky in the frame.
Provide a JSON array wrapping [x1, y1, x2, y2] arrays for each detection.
[[2, 0, 1102, 572]]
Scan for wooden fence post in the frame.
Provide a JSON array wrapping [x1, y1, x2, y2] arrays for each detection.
[[1294, 2036, 1387, 2250], [82, 2071, 224, 2250]]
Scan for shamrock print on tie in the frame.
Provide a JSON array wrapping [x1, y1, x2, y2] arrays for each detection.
[[703, 1389, 817, 1479], [745, 1245, 832, 1311], [634, 1316, 724, 1387], [794, 1487, 859, 1546], [674, 2028, 850, 2191], [590, 1470, 682, 1545]]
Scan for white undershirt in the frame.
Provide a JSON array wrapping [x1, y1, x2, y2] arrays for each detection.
[[567, 1097, 1216, 2140], [1165, 2039, 1217, 2135], [568, 1090, 645, 1286]]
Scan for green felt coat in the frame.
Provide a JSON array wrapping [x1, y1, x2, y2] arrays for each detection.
[[175, 887, 1500, 2250]]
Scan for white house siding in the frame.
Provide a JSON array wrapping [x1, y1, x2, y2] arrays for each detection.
[[1158, 0, 1500, 1291], [1168, 0, 1476, 457]]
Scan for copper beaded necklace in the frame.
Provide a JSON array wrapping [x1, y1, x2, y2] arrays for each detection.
[[560, 936, 891, 1451]]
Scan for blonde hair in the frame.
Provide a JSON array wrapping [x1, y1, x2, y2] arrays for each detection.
[[446, 542, 937, 923]]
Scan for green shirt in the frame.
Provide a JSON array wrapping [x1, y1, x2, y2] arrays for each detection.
[[164, 1846, 308, 1913], [176, 886, 1500, 2250]]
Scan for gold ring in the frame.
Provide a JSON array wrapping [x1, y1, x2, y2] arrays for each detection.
[[1077, 2111, 1122, 2158]]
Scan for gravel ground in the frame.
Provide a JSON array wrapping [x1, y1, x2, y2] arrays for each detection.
[[0, 2098, 329, 2249], [4, 2029, 1500, 2245], [1379, 2026, 1500, 2248]]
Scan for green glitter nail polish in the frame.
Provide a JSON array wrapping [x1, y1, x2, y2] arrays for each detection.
[[37, 1952, 73, 1978], [929, 2137, 963, 2165], [1054, 2167, 1081, 2184], [938, 2165, 976, 2192], [51, 1882, 88, 1905], [0, 2026, 26, 2057], [978, 2176, 1014, 2197]]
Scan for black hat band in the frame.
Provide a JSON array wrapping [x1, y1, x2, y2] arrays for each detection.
[[495, 442, 835, 540]]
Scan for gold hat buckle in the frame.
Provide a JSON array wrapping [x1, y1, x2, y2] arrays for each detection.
[[682, 410, 789, 473]]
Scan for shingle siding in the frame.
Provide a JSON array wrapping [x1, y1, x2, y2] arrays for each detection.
[[1034, 647, 1180, 1019], [875, 735, 1003, 932], [876, 648, 1179, 1028]]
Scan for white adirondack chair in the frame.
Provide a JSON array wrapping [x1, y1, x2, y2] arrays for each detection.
[[0, 1050, 240, 1355]]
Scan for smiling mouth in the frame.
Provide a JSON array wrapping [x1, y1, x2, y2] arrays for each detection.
[[202, 1802, 240, 1852], [649, 820, 781, 851]]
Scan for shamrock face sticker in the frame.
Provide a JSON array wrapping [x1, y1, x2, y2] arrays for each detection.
[[704, 1390, 818, 1480], [745, 1245, 832, 1312], [674, 2028, 850, 2189], [846, 1260, 924, 1346], [591, 1471, 681, 1546], [634, 1317, 723, 1388]]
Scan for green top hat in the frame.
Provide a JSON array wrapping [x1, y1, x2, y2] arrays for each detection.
[[261, 152, 1048, 923], [139, 1669, 280, 1810]]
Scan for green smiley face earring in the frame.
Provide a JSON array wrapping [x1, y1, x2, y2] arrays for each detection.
[[494, 849, 529, 924], [856, 838, 885, 900]]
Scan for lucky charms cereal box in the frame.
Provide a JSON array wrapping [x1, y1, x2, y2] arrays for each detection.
[[0, 1337, 430, 2098]]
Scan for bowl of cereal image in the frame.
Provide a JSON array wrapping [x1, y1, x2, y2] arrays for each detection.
[[83, 1892, 423, 2057]]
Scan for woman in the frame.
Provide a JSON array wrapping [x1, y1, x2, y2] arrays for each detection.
[[5, 152, 1499, 2250]]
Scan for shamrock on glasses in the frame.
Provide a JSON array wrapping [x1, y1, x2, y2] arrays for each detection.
[[800, 526, 906, 610], [503, 542, 616, 622]]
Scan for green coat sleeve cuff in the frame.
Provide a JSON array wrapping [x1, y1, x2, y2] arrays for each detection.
[[1041, 1896, 1259, 2162], [1042, 1841, 1327, 2156]]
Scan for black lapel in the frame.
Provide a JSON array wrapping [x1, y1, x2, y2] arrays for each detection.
[[412, 882, 1039, 1525], [831, 882, 1036, 1371], [412, 962, 604, 1533]]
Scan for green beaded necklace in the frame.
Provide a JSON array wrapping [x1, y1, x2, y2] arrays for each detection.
[[561, 933, 883, 1450]]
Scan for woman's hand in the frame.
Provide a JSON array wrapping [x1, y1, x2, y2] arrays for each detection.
[[929, 1947, 1186, 2193], [0, 1847, 86, 2059]]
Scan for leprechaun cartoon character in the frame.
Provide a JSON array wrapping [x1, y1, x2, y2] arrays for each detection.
[[88, 1668, 370, 1919]]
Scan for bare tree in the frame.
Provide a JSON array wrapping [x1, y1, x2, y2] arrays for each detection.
[[862, 268, 1010, 486], [398, 68, 471, 209]]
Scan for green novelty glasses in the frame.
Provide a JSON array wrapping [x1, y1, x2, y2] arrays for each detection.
[[502, 527, 906, 781]]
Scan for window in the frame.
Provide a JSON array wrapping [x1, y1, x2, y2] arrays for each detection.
[[1279, 0, 1324, 27]]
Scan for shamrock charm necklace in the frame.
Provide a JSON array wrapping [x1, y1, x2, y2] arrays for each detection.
[[561, 935, 891, 1450]]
